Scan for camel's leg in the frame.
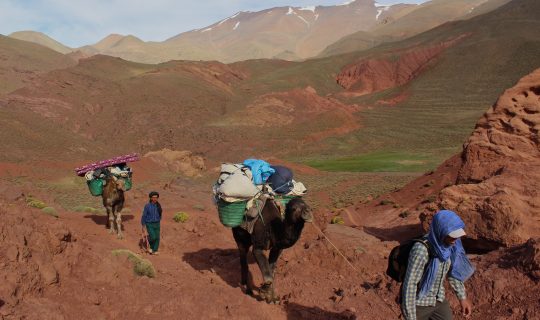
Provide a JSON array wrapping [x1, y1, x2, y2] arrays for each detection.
[[115, 206, 123, 239], [237, 243, 253, 296], [106, 206, 115, 234], [266, 247, 282, 303], [253, 248, 274, 303], [268, 248, 282, 276], [253, 248, 272, 284]]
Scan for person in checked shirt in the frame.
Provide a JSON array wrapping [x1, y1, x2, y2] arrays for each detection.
[[402, 210, 475, 320]]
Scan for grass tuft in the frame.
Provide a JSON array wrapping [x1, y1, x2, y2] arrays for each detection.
[[330, 216, 345, 225], [42, 207, 58, 217], [112, 249, 155, 278], [192, 204, 206, 211], [73, 205, 104, 215], [26, 197, 47, 209], [399, 210, 410, 218], [379, 199, 395, 206], [173, 212, 189, 223]]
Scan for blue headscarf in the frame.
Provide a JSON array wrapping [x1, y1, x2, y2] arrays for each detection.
[[417, 210, 475, 299]]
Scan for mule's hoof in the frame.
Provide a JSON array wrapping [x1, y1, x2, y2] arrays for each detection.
[[108, 229, 115, 235], [117, 233, 124, 239], [245, 288, 254, 296]]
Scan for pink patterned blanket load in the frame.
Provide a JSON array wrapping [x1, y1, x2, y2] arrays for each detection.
[[75, 153, 140, 176]]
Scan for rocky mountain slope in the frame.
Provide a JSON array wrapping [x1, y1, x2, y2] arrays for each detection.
[[320, 0, 511, 57], [8, 31, 73, 54], [0, 35, 76, 95]]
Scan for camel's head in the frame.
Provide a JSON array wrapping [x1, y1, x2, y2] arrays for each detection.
[[285, 198, 313, 224]]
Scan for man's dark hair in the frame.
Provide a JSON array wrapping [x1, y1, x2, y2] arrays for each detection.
[[148, 191, 159, 198]]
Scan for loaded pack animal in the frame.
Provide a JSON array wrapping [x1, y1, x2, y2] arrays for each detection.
[[102, 172, 126, 239], [232, 197, 313, 303]]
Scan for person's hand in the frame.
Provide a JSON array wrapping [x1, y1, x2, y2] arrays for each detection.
[[141, 226, 147, 235], [460, 298, 473, 318]]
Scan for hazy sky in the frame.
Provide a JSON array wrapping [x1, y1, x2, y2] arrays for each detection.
[[0, 0, 427, 47]]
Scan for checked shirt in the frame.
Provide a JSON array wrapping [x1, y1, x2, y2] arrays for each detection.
[[401, 242, 467, 320]]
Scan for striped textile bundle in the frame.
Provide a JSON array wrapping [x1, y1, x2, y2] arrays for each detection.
[[75, 153, 139, 176]]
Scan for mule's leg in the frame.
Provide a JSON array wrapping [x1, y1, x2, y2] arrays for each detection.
[[115, 205, 123, 239], [106, 206, 115, 234]]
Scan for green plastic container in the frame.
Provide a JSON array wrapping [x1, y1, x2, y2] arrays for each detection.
[[276, 195, 297, 208], [217, 200, 247, 227], [123, 177, 132, 191], [87, 179, 104, 196]]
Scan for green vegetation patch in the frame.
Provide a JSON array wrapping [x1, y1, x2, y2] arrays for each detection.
[[42, 207, 58, 217], [73, 205, 105, 215], [306, 152, 437, 173], [112, 249, 156, 278], [330, 216, 345, 225], [26, 197, 47, 209], [173, 212, 189, 223]]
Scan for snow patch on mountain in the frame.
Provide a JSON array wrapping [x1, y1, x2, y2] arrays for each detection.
[[218, 12, 241, 26], [339, 0, 357, 6], [233, 22, 240, 30], [287, 7, 295, 15], [376, 6, 390, 20], [299, 6, 316, 12]]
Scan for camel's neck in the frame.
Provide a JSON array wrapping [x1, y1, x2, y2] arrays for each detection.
[[275, 219, 305, 249]]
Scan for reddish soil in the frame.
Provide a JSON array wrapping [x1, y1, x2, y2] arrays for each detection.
[[0, 169, 398, 320]]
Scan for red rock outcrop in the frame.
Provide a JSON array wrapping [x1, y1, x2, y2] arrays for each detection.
[[426, 69, 540, 250], [144, 149, 205, 177], [336, 35, 468, 96], [0, 203, 75, 317]]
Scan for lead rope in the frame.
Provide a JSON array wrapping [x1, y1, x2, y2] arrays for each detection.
[[310, 223, 400, 318]]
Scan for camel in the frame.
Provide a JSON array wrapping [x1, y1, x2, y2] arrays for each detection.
[[232, 197, 313, 303], [102, 174, 126, 239]]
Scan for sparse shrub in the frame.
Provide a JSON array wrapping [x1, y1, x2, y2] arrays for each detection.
[[444, 182, 453, 188], [193, 204, 205, 211], [112, 249, 155, 278], [399, 211, 410, 218], [74, 205, 104, 215], [355, 246, 366, 253], [173, 212, 189, 223], [423, 180, 435, 188], [422, 195, 437, 204], [42, 207, 58, 217], [379, 199, 395, 206], [330, 216, 344, 225], [26, 197, 47, 209], [393, 203, 402, 209]]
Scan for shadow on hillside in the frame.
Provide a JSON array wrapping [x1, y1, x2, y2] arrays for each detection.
[[284, 302, 356, 320], [183, 248, 253, 290], [0, 299, 4, 308], [363, 224, 424, 243], [84, 214, 134, 229]]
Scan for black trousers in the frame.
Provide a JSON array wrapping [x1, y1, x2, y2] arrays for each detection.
[[416, 300, 452, 320]]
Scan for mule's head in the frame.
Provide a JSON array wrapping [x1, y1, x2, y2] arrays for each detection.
[[114, 177, 126, 192], [285, 198, 313, 224]]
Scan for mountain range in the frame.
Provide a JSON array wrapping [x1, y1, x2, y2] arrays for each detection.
[[7, 0, 509, 63]]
